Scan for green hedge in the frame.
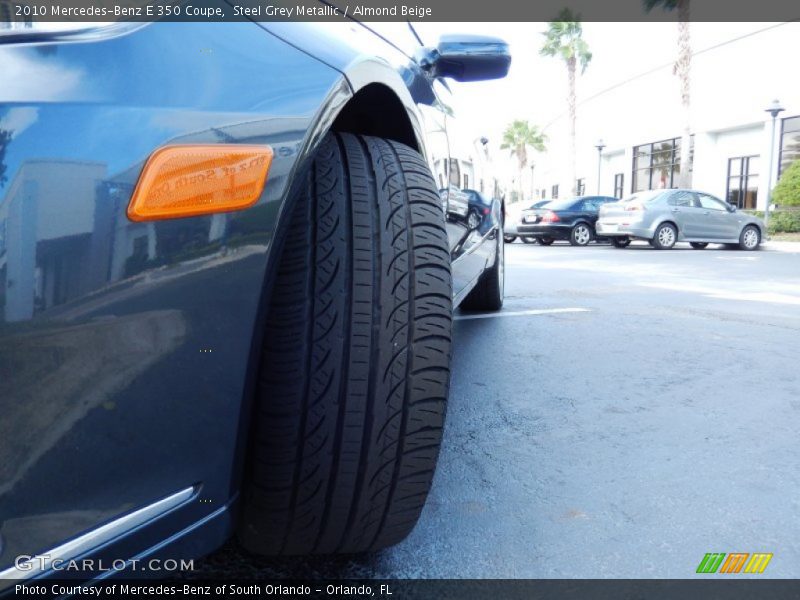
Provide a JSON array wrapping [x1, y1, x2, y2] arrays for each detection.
[[768, 210, 800, 233], [742, 209, 800, 234], [773, 159, 800, 207]]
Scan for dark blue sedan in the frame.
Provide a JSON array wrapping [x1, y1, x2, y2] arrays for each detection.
[[516, 195, 619, 246]]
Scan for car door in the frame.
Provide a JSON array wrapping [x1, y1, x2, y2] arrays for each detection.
[[438, 87, 491, 294], [581, 196, 615, 225], [666, 191, 705, 237], [696, 193, 739, 240]]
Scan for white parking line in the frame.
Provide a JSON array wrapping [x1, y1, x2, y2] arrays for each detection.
[[640, 282, 800, 305], [455, 308, 591, 321]]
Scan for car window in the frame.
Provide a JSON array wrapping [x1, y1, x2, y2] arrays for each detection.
[[668, 191, 698, 208], [621, 190, 664, 204], [546, 198, 580, 211], [580, 198, 601, 211], [697, 193, 728, 211]]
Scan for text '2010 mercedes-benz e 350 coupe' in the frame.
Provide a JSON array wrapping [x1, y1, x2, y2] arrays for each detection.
[[0, 18, 509, 583]]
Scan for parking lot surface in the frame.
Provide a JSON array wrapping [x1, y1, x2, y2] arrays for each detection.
[[192, 240, 800, 578]]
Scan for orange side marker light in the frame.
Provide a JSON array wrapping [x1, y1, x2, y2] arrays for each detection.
[[127, 144, 273, 221]]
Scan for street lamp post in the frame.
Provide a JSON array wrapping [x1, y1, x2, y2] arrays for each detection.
[[530, 164, 535, 200], [764, 99, 785, 233], [595, 138, 606, 195]]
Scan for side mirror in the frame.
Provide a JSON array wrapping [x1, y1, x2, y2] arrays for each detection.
[[728, 204, 738, 212], [418, 35, 511, 82]]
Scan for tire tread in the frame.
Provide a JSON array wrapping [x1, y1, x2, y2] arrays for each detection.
[[239, 133, 452, 555]]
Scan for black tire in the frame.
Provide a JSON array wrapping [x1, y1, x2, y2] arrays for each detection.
[[521, 236, 537, 244], [538, 236, 554, 246], [239, 133, 453, 556], [461, 228, 504, 311], [690, 242, 709, 249], [652, 222, 677, 250], [467, 209, 481, 230], [611, 237, 631, 248], [569, 223, 593, 246], [503, 234, 517, 243], [739, 225, 761, 250]]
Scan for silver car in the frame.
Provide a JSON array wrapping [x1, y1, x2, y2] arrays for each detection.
[[596, 189, 765, 250]]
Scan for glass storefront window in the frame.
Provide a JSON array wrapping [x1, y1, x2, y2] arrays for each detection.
[[632, 136, 693, 191], [779, 115, 800, 176], [726, 155, 758, 210], [614, 173, 624, 198]]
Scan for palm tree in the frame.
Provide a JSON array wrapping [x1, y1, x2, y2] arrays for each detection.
[[644, 0, 692, 188], [540, 10, 592, 196], [500, 120, 547, 203]]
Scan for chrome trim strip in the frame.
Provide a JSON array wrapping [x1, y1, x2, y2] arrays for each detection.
[[0, 486, 195, 585]]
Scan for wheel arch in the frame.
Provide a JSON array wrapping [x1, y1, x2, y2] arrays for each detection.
[[656, 219, 679, 233], [331, 83, 420, 152], [746, 221, 765, 238]]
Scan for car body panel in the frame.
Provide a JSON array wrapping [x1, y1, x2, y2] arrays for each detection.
[[596, 190, 764, 244], [517, 196, 617, 240], [0, 20, 503, 579], [504, 200, 550, 238]]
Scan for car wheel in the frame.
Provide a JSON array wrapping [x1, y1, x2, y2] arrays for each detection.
[[239, 133, 452, 555], [467, 209, 481, 230], [652, 223, 677, 250], [739, 225, 761, 251], [503, 234, 517, 243], [538, 236, 554, 246], [461, 227, 504, 311], [521, 236, 537, 244], [690, 242, 709, 249], [611, 237, 631, 248], [570, 223, 593, 246]]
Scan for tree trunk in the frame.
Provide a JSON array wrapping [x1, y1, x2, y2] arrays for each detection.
[[517, 144, 527, 203], [567, 56, 577, 196], [676, 0, 692, 188]]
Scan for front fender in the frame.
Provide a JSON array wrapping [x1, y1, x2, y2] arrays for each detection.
[[0, 20, 349, 572]]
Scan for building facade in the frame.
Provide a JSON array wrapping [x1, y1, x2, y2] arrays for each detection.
[[534, 23, 800, 210]]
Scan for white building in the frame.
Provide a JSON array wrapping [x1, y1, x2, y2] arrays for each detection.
[[533, 22, 800, 209]]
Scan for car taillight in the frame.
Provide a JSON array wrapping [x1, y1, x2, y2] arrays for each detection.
[[542, 211, 560, 223], [624, 203, 644, 211]]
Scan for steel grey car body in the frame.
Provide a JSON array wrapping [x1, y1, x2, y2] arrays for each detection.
[[596, 189, 765, 245]]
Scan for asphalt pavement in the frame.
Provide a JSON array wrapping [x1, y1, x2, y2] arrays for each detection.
[[190, 239, 800, 579]]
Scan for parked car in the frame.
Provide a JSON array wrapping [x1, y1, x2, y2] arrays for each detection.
[[504, 199, 551, 243], [517, 196, 618, 246], [463, 189, 499, 232], [0, 21, 510, 583], [441, 184, 471, 220], [596, 189, 765, 250]]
